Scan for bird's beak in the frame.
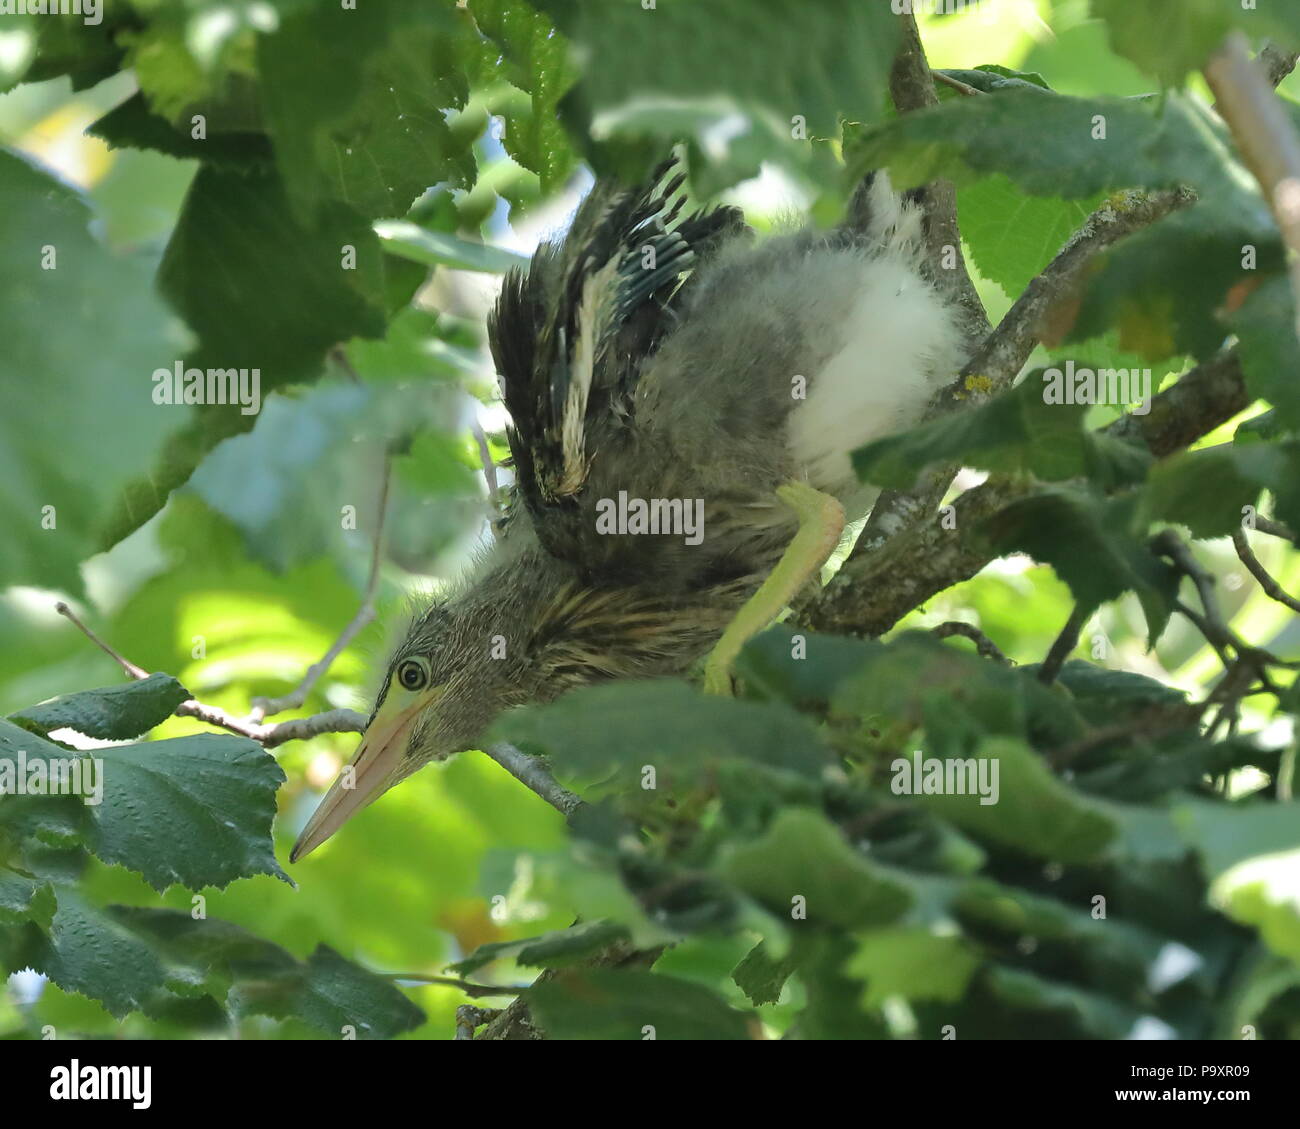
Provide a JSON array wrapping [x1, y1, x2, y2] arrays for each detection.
[[290, 689, 440, 862]]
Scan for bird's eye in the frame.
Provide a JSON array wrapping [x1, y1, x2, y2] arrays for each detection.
[[395, 657, 430, 692]]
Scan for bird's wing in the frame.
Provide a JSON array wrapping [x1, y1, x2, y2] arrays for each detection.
[[489, 157, 746, 550]]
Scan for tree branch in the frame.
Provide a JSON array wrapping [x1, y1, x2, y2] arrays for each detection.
[[1152, 530, 1296, 738], [55, 604, 581, 815], [1233, 527, 1300, 614], [484, 743, 585, 815], [806, 36, 1300, 641], [887, 8, 989, 348], [1038, 605, 1086, 685], [930, 621, 1010, 665], [1254, 514, 1298, 543], [55, 606, 372, 746]]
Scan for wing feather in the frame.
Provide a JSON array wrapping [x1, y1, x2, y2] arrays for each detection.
[[488, 157, 747, 554]]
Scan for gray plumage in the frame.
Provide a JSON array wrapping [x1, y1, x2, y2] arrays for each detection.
[[291, 158, 964, 858], [387, 159, 963, 777]]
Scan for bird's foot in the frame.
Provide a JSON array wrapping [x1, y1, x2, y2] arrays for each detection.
[[701, 652, 737, 696]]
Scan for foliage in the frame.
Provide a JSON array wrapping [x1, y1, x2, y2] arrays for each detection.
[[1, 0, 1299, 1041]]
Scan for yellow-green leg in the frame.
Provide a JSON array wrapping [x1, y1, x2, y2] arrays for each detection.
[[702, 480, 846, 695]]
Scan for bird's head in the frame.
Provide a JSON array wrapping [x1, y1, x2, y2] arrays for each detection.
[[289, 578, 544, 862]]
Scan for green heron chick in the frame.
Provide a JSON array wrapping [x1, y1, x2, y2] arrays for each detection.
[[291, 159, 963, 861]]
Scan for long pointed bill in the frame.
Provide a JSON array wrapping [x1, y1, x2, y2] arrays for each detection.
[[290, 690, 438, 862]]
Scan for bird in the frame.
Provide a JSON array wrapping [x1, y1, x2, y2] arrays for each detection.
[[290, 157, 964, 861]]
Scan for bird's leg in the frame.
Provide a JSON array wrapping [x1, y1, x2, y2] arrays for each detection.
[[702, 481, 846, 695]]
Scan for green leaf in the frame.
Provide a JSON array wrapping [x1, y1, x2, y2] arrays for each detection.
[[847, 927, 980, 1008], [186, 379, 477, 573], [853, 90, 1260, 212], [345, 308, 478, 383], [852, 375, 1150, 491], [473, 0, 579, 192], [959, 174, 1101, 298], [1231, 275, 1300, 430], [491, 680, 832, 784], [716, 808, 912, 929], [3, 889, 166, 1020], [937, 66, 1053, 96], [158, 164, 388, 385], [19, 8, 129, 92], [827, 632, 1086, 752], [71, 908, 425, 1036], [536, 0, 899, 187], [981, 964, 1137, 1039], [731, 940, 795, 1007], [291, 945, 426, 1039], [530, 968, 752, 1040], [0, 873, 56, 930], [1052, 660, 1188, 727], [0, 149, 190, 592], [1176, 801, 1300, 966], [256, 2, 477, 222], [88, 91, 273, 169], [101, 162, 399, 547], [0, 719, 289, 892], [1090, 0, 1300, 87], [1069, 204, 1284, 362], [375, 220, 529, 273], [954, 875, 1159, 993], [980, 487, 1180, 639], [449, 919, 629, 976], [1139, 440, 1300, 538], [734, 625, 876, 708], [9, 674, 189, 741], [918, 736, 1117, 863]]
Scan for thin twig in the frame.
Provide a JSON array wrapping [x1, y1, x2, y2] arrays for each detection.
[[1254, 514, 1298, 543], [932, 70, 983, 98], [931, 621, 1010, 665], [54, 603, 148, 680], [56, 601, 584, 814], [1232, 527, 1300, 614], [1153, 530, 1224, 628], [1151, 531, 1295, 738], [51, 614, 370, 747], [387, 973, 522, 999], [250, 458, 391, 722], [484, 743, 585, 816], [1038, 606, 1086, 685]]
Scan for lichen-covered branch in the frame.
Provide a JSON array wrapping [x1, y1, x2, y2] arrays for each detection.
[[484, 743, 585, 815]]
